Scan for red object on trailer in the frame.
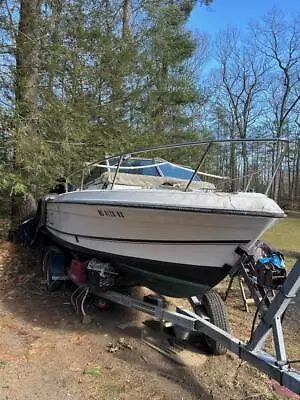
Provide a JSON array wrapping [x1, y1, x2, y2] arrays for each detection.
[[68, 259, 88, 284]]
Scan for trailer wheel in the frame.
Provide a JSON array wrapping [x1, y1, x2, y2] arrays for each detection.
[[42, 246, 64, 292], [197, 290, 230, 355]]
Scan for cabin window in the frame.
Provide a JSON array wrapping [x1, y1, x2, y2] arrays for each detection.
[[110, 159, 160, 176], [158, 163, 200, 181]]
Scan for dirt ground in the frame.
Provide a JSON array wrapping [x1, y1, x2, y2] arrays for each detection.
[[0, 240, 299, 400]]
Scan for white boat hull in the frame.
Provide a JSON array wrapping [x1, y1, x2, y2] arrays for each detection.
[[45, 189, 284, 297]]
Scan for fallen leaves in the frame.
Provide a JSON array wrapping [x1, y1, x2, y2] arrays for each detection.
[[106, 337, 133, 353], [68, 334, 88, 345]]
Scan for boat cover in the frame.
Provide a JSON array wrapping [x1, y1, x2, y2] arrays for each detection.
[[89, 172, 216, 190]]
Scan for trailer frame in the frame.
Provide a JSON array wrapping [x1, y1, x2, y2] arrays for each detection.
[[92, 259, 300, 394]]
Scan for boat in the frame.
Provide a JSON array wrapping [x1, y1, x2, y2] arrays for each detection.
[[43, 138, 288, 298], [24, 138, 300, 395]]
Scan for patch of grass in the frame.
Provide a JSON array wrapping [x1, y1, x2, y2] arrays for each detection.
[[262, 214, 300, 255], [283, 256, 297, 271], [85, 366, 102, 377]]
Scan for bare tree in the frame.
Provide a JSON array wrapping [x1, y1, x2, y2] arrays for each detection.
[[251, 9, 300, 201], [215, 28, 268, 187], [292, 116, 300, 206]]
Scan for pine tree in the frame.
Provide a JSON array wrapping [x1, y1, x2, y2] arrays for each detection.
[[1, 0, 210, 226]]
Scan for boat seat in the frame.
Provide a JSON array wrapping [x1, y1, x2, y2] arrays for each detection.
[[91, 172, 215, 191]]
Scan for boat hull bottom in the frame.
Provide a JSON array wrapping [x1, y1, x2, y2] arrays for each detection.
[[116, 262, 230, 298], [45, 229, 232, 298]]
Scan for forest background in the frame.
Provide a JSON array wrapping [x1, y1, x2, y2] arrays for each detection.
[[0, 0, 299, 226]]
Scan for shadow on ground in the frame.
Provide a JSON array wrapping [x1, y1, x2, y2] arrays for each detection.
[[0, 240, 217, 400]]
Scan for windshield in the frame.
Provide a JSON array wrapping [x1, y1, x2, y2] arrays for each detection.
[[83, 157, 199, 185], [158, 163, 199, 181], [110, 158, 160, 176], [108, 158, 199, 180]]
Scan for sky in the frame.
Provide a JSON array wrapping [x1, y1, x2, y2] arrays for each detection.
[[188, 0, 299, 35]]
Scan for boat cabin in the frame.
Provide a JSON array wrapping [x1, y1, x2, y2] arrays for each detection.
[[83, 157, 215, 191]]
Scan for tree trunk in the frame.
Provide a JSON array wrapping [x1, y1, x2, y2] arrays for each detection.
[[241, 141, 248, 189], [273, 124, 284, 203], [46, 2, 62, 102], [10, 0, 40, 235], [15, 0, 40, 118], [294, 139, 300, 206], [122, 0, 130, 39]]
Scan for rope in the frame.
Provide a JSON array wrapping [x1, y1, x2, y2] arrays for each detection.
[[91, 162, 167, 170]]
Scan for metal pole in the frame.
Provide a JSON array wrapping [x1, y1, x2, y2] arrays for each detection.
[[111, 155, 123, 190], [184, 142, 213, 192], [265, 142, 289, 196], [247, 259, 300, 352]]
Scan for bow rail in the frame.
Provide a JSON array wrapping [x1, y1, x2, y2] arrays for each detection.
[[65, 138, 289, 194]]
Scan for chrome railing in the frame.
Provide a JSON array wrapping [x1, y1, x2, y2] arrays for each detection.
[[66, 138, 289, 194]]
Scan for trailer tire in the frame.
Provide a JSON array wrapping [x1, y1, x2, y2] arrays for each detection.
[[200, 290, 230, 355], [42, 245, 64, 292]]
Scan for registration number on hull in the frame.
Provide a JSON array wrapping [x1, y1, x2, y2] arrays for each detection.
[[98, 208, 124, 218]]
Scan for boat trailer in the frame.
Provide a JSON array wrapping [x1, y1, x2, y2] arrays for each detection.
[[41, 242, 300, 395], [98, 263, 300, 394]]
